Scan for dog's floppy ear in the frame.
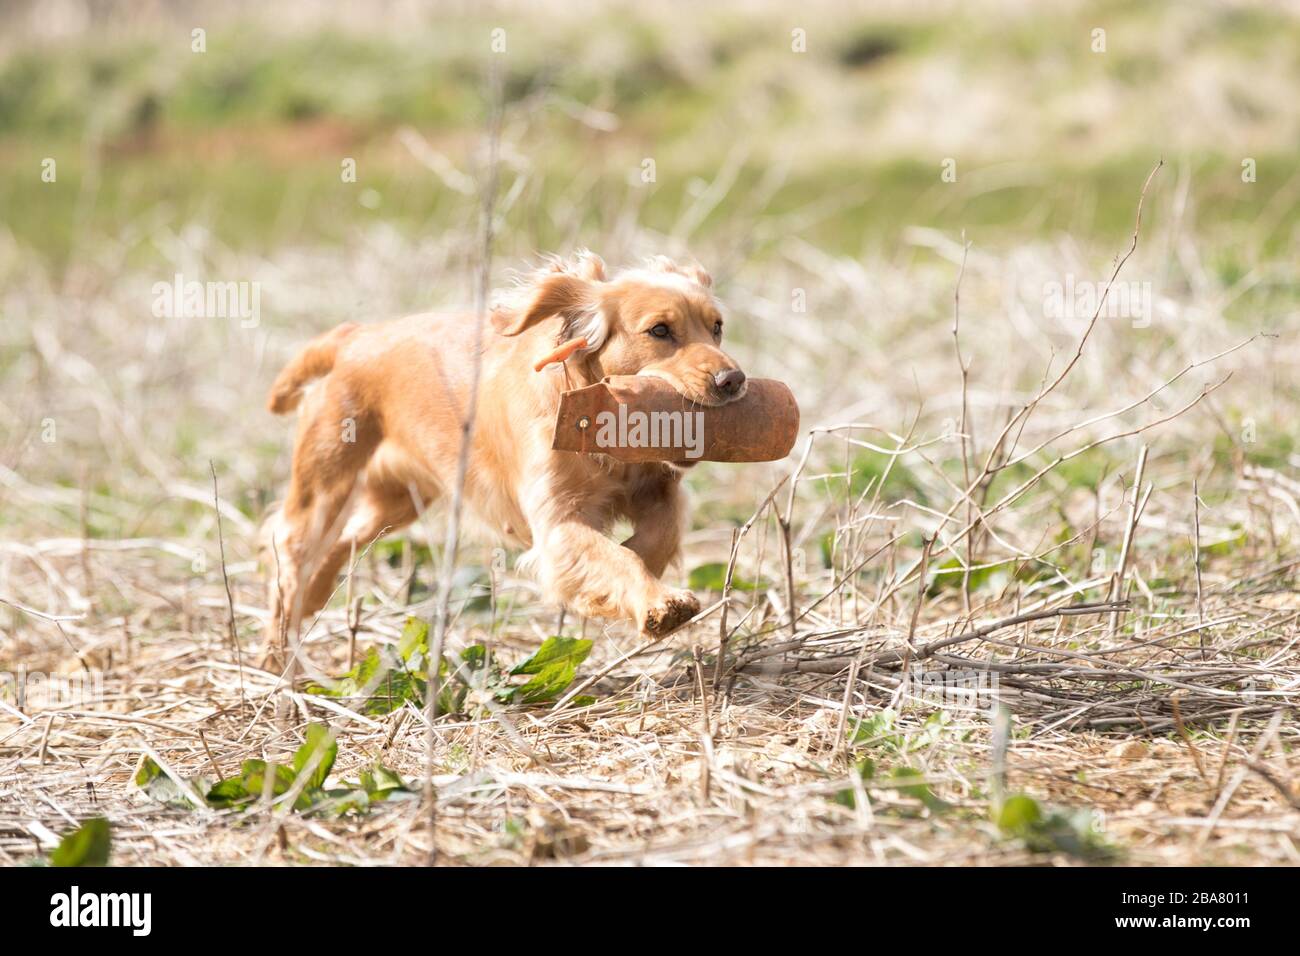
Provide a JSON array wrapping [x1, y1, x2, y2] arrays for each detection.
[[493, 251, 606, 337], [492, 273, 589, 336]]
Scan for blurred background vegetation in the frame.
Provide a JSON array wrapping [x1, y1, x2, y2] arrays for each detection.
[[1, 0, 1297, 532], [2, 0, 1298, 270]]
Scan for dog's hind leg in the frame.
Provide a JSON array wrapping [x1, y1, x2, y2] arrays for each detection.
[[297, 465, 423, 621], [262, 387, 378, 674]]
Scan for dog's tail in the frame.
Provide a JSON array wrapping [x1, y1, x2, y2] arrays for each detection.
[[267, 322, 361, 414]]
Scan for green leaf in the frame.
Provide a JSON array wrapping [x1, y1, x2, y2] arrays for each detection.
[[995, 792, 1113, 859], [688, 562, 759, 592], [240, 759, 298, 800], [436, 643, 508, 715], [348, 646, 384, 687], [436, 680, 468, 716], [831, 757, 876, 808], [368, 666, 424, 715], [511, 635, 595, 675], [292, 723, 337, 790], [309, 646, 426, 716], [51, 818, 111, 867], [133, 757, 206, 810], [912, 710, 950, 751], [307, 646, 379, 698], [205, 777, 252, 808], [890, 766, 949, 812], [314, 764, 414, 818], [313, 788, 372, 816], [510, 636, 593, 704], [359, 763, 410, 800], [996, 793, 1042, 833], [133, 756, 162, 788], [458, 643, 489, 672], [398, 616, 429, 663], [849, 708, 900, 750]]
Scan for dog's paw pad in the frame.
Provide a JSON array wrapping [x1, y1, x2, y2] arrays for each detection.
[[643, 591, 701, 636]]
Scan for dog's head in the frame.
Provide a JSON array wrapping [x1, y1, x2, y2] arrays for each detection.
[[493, 252, 746, 406]]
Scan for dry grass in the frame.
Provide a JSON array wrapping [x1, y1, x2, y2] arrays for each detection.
[[2, 0, 1299, 863], [3, 154, 1299, 866], [2, 578, 1297, 865]]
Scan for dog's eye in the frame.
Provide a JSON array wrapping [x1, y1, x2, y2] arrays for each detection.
[[713, 321, 723, 339], [649, 323, 672, 339]]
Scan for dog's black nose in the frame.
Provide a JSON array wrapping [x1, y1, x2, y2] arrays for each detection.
[[714, 368, 746, 395]]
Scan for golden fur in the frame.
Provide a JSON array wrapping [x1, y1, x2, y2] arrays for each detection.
[[260, 253, 747, 665]]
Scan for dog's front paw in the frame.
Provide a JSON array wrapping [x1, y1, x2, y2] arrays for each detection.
[[253, 643, 286, 675], [642, 589, 700, 637]]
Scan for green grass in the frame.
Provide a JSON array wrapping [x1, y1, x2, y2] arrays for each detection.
[[7, 144, 1297, 270], [3, 2, 1298, 269]]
